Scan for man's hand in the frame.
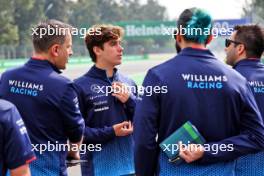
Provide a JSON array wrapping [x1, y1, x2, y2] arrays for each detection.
[[179, 142, 204, 163], [66, 148, 81, 168], [67, 150, 80, 160], [10, 164, 31, 176], [112, 82, 130, 103], [113, 121, 133, 136], [66, 137, 83, 167]]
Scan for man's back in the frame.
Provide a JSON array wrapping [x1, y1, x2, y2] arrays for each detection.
[[233, 59, 264, 176], [0, 59, 84, 175], [1, 59, 72, 143], [234, 59, 264, 118], [134, 47, 264, 175], [150, 48, 253, 143]]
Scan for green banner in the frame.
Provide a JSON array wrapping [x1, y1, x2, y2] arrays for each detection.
[[115, 19, 251, 39], [116, 21, 176, 39]]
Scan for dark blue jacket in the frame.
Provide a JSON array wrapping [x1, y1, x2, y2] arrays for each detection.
[[0, 99, 35, 176], [134, 48, 264, 176], [74, 65, 137, 175], [234, 59, 264, 118], [233, 59, 264, 176], [0, 58, 85, 176]]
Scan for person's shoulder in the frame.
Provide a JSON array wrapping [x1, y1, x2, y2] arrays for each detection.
[[233, 64, 249, 74], [0, 99, 15, 111], [150, 56, 176, 72], [48, 71, 72, 85], [2, 65, 25, 77], [217, 63, 250, 92], [146, 57, 177, 80], [218, 61, 245, 79], [237, 61, 264, 73], [0, 99, 17, 124], [74, 74, 89, 85]]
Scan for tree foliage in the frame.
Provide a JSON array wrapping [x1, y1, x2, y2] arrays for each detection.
[[0, 0, 18, 44], [243, 0, 264, 23], [0, 0, 167, 47]]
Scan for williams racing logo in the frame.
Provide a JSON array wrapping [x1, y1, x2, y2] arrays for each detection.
[[181, 74, 228, 89], [248, 81, 264, 93], [9, 80, 44, 97]]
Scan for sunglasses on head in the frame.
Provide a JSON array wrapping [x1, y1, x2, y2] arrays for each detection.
[[225, 39, 242, 47]]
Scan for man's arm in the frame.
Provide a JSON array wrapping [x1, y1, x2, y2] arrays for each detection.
[[73, 82, 133, 144], [134, 70, 161, 176], [4, 103, 35, 175], [60, 84, 85, 149], [198, 83, 264, 164]]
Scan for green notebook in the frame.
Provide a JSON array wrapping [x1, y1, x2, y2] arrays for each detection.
[[159, 121, 206, 164]]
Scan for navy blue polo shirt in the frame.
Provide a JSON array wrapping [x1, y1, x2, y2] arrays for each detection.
[[233, 58, 264, 176], [0, 99, 35, 176], [74, 65, 137, 176], [234, 59, 264, 118], [134, 48, 264, 176], [0, 58, 85, 176]]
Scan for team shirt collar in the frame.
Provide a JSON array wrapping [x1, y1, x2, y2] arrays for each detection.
[[178, 47, 215, 59], [27, 57, 62, 74], [233, 58, 261, 69], [86, 65, 118, 82]]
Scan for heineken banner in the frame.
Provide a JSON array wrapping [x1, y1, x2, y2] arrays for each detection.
[[115, 18, 251, 40]]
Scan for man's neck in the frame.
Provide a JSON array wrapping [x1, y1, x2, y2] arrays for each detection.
[[95, 63, 114, 77]]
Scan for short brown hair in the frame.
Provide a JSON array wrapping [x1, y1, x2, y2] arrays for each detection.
[[234, 25, 264, 58], [85, 24, 124, 62], [32, 19, 72, 53]]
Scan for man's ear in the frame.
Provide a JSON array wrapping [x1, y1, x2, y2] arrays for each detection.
[[93, 46, 102, 56], [237, 44, 246, 56], [205, 35, 213, 45], [176, 34, 182, 43], [50, 44, 60, 57]]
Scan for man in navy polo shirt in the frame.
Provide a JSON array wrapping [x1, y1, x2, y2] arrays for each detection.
[[74, 24, 137, 176], [0, 99, 35, 176], [0, 19, 84, 176], [226, 25, 264, 116], [225, 24, 264, 176], [134, 8, 264, 176]]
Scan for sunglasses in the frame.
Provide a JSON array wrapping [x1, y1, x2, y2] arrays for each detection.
[[225, 39, 242, 47]]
